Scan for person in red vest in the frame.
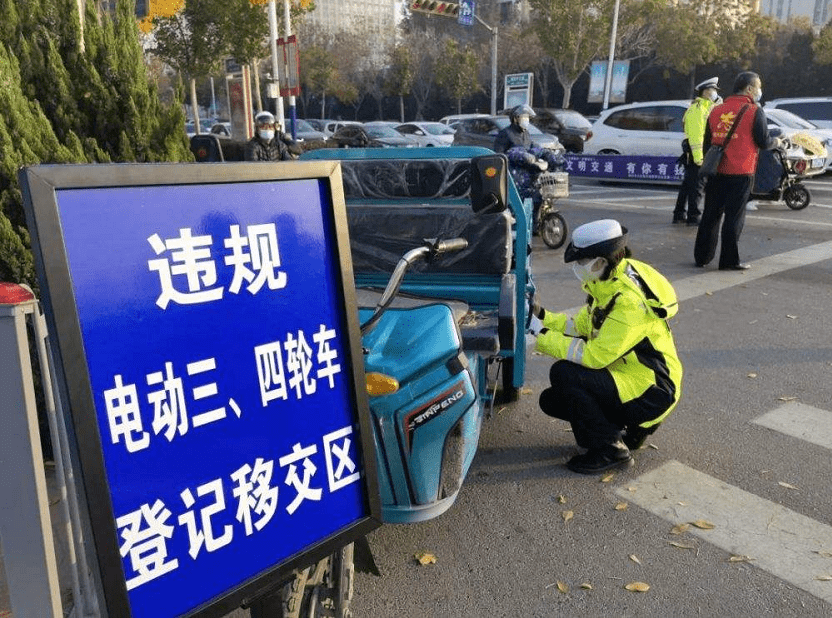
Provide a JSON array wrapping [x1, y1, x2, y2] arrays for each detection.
[[694, 71, 781, 271]]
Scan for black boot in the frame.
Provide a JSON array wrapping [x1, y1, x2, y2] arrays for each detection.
[[566, 440, 632, 474], [622, 424, 658, 450]]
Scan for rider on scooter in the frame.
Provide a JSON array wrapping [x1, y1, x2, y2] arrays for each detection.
[[493, 105, 563, 225]]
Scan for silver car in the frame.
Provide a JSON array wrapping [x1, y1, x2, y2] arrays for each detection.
[[451, 115, 564, 152], [395, 122, 456, 147]]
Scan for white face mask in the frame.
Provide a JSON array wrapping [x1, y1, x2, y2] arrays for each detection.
[[572, 257, 607, 283], [259, 129, 275, 141], [707, 90, 718, 102], [518, 116, 530, 128]]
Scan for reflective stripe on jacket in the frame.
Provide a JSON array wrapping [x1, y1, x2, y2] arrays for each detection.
[[536, 258, 683, 427], [683, 97, 714, 165], [707, 94, 759, 175]]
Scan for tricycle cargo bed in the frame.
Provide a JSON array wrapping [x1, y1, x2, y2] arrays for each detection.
[[299, 146, 534, 395], [347, 202, 512, 276]]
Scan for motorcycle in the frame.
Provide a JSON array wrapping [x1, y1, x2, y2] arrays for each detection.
[[534, 170, 570, 249], [505, 146, 570, 249]]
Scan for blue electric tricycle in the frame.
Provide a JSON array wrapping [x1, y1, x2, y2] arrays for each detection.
[[247, 147, 536, 617]]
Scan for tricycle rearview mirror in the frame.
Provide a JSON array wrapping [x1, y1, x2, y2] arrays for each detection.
[[470, 154, 508, 214]]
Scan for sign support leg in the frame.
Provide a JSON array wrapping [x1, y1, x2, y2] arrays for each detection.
[[0, 293, 63, 618]]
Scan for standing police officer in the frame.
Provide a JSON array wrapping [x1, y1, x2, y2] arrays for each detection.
[[673, 77, 720, 226], [528, 220, 683, 474]]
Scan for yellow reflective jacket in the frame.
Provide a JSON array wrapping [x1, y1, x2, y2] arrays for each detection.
[[535, 258, 682, 427], [684, 97, 715, 165]]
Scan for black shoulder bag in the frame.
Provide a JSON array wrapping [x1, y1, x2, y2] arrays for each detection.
[[699, 104, 751, 178]]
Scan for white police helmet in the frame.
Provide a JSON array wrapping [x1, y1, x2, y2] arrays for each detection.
[[564, 219, 628, 264]]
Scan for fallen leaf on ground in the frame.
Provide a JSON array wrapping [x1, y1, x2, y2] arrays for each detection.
[[670, 523, 690, 535], [521, 387, 534, 395], [629, 554, 642, 564], [557, 581, 569, 593], [649, 443, 659, 450], [615, 502, 628, 511], [815, 551, 832, 558], [786, 314, 797, 319], [747, 373, 757, 378], [562, 510, 574, 523], [624, 581, 650, 592], [690, 519, 715, 530], [414, 552, 436, 565], [777, 396, 798, 402], [815, 575, 832, 581], [600, 473, 615, 483], [627, 486, 638, 492], [729, 555, 754, 563], [668, 541, 695, 550], [580, 583, 593, 590], [705, 291, 713, 296], [779, 481, 799, 490], [558, 494, 567, 504]]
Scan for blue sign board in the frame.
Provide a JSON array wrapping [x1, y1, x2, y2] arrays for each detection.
[[563, 154, 684, 183], [458, 0, 474, 25], [21, 163, 380, 617]]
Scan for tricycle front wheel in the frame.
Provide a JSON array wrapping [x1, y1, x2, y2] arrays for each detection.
[[784, 184, 810, 210]]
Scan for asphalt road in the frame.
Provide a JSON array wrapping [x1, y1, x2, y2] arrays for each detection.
[[347, 175, 832, 617]]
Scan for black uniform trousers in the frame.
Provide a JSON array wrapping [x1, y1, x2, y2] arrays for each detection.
[[694, 173, 752, 269], [539, 361, 624, 450], [673, 163, 705, 221]]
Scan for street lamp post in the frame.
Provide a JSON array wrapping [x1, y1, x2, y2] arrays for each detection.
[[474, 15, 498, 115], [268, 0, 285, 127], [602, 0, 621, 110]]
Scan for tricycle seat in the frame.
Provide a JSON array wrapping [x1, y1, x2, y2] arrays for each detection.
[[355, 288, 500, 355]]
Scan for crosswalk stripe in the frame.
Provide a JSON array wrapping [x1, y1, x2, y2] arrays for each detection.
[[753, 402, 832, 451], [616, 460, 832, 604]]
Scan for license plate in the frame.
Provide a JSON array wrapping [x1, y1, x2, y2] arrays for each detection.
[[811, 157, 826, 168]]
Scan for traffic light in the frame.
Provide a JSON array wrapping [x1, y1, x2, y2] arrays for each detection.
[[410, 1, 460, 17]]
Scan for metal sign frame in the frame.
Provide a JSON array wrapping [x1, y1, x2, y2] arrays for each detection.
[[19, 162, 381, 618]]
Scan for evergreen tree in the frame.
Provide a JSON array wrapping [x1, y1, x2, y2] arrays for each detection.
[[0, 0, 191, 288]]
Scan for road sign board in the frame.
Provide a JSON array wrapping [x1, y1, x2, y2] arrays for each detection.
[[458, 0, 474, 25], [20, 163, 381, 618]]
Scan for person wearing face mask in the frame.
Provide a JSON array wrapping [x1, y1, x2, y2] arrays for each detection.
[[527, 219, 683, 474], [694, 71, 781, 270], [673, 77, 720, 226], [494, 104, 563, 228], [245, 111, 301, 162]]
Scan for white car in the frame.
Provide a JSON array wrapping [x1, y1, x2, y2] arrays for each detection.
[[584, 100, 691, 156], [764, 107, 832, 170], [395, 122, 455, 146], [438, 113, 489, 125], [765, 97, 832, 129]]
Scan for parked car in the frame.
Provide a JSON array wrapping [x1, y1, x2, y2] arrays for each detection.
[[765, 97, 832, 129], [531, 108, 593, 153], [395, 121, 455, 146], [304, 118, 331, 133], [326, 124, 416, 148], [363, 124, 418, 147], [185, 118, 214, 137], [322, 120, 363, 137], [439, 113, 489, 125], [584, 100, 691, 156], [209, 122, 232, 139], [363, 121, 402, 130], [764, 107, 832, 170], [284, 118, 328, 147], [451, 115, 564, 151]]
